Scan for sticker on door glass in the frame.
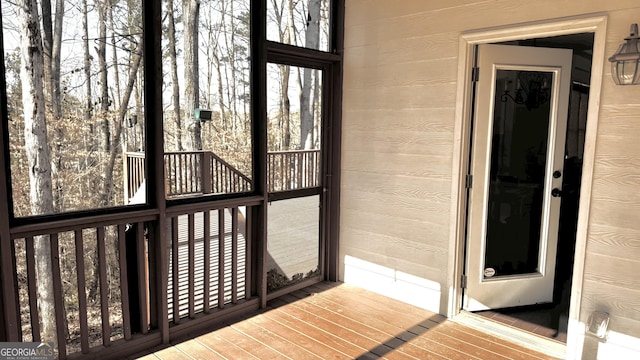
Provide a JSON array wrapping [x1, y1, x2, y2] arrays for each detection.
[[484, 268, 496, 278]]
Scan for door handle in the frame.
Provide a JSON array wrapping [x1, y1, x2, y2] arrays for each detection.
[[551, 188, 562, 197]]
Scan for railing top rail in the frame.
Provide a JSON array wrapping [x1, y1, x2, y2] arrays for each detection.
[[125, 150, 320, 158], [125, 151, 147, 158], [163, 151, 208, 156], [267, 149, 320, 155], [9, 208, 160, 239]]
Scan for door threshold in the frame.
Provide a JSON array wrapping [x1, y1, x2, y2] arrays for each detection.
[[453, 311, 566, 359]]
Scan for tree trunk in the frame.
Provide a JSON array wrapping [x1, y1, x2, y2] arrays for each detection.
[[97, 2, 110, 152], [109, 6, 121, 110], [227, 0, 238, 128], [280, 64, 291, 150], [166, 0, 183, 150], [82, 0, 92, 126], [51, 0, 64, 118], [183, 0, 202, 150], [212, 49, 226, 129], [81, 0, 94, 204], [299, 0, 321, 149], [51, 0, 64, 210], [271, 0, 292, 150], [220, 0, 234, 132], [40, 0, 64, 211], [40, 0, 53, 105], [312, 69, 320, 148], [17, 0, 56, 342]]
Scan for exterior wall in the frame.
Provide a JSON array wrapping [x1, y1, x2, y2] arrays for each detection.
[[340, 1, 640, 359]]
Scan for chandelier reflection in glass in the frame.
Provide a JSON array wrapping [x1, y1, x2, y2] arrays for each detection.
[[500, 71, 552, 110]]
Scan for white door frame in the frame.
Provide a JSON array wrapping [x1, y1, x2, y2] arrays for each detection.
[[447, 14, 607, 359]]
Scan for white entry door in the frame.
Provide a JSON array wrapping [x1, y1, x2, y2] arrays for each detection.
[[463, 44, 573, 311]]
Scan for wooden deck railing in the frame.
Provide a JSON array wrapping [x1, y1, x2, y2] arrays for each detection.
[[10, 211, 157, 359], [123, 152, 146, 202], [166, 206, 248, 323], [267, 149, 321, 192], [163, 151, 253, 197], [124, 149, 321, 201], [6, 198, 260, 359], [124, 151, 253, 202]]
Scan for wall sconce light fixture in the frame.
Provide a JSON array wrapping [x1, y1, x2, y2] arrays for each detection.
[[609, 24, 640, 85]]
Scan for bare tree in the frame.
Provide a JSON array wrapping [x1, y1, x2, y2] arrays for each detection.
[[97, 0, 111, 152], [183, 0, 202, 150], [82, 0, 93, 129], [212, 42, 226, 128], [166, 0, 183, 150], [49, 0, 64, 119], [40, 0, 53, 104], [109, 5, 122, 110], [40, 0, 65, 210], [16, 0, 56, 342], [299, 0, 320, 149], [270, 0, 294, 150], [221, 0, 239, 130]]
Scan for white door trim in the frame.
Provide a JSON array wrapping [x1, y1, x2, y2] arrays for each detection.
[[446, 13, 607, 360]]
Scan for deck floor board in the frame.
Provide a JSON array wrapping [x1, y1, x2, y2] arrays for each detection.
[[137, 282, 560, 360]]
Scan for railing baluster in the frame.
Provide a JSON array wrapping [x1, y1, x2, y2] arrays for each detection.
[[267, 153, 271, 192], [177, 154, 183, 195], [182, 154, 187, 194], [135, 222, 148, 334], [171, 217, 180, 324], [185, 154, 189, 193], [117, 225, 132, 340], [50, 233, 67, 358], [290, 153, 295, 190], [202, 153, 211, 194], [97, 227, 110, 347], [172, 154, 177, 196], [203, 211, 210, 313], [313, 151, 321, 186], [130, 158, 136, 197], [195, 153, 199, 193], [124, 158, 130, 201], [309, 151, 313, 186], [74, 230, 90, 352], [166, 155, 171, 196], [189, 154, 193, 193], [197, 153, 202, 193], [298, 152, 303, 188], [231, 207, 238, 304], [218, 162, 223, 194], [25, 237, 40, 343], [218, 210, 225, 309], [188, 213, 195, 318], [245, 208, 252, 298]]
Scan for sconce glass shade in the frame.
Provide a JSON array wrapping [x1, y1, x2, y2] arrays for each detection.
[[609, 24, 640, 85]]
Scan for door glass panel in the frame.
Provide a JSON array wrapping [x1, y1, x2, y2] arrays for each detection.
[[265, 63, 323, 292], [266, 63, 322, 192], [267, 196, 320, 292], [483, 69, 553, 278]]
